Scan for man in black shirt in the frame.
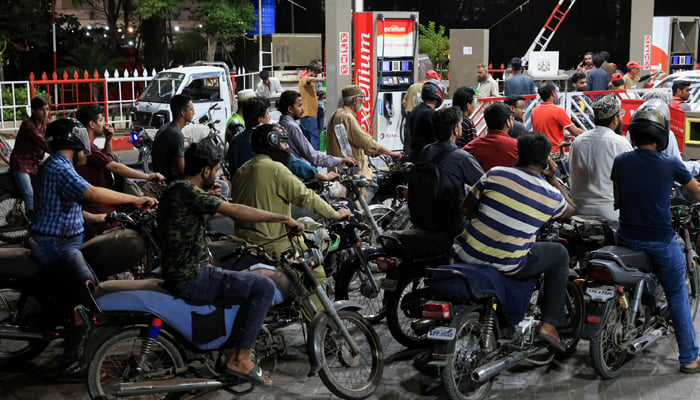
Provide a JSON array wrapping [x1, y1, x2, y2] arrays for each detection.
[[404, 79, 445, 161], [152, 94, 195, 183]]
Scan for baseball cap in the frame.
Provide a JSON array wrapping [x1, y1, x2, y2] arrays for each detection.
[[426, 70, 439, 79], [610, 72, 624, 86], [626, 61, 642, 69]]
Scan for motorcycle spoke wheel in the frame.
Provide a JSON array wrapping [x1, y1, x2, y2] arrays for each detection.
[[386, 277, 430, 348], [558, 281, 584, 357], [589, 301, 630, 379], [0, 136, 11, 164], [87, 328, 184, 400], [334, 253, 387, 324], [142, 151, 154, 174], [318, 310, 383, 399], [686, 249, 700, 322], [0, 289, 49, 365], [440, 311, 492, 400], [0, 195, 29, 244]]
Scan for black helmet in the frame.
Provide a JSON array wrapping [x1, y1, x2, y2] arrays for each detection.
[[628, 98, 669, 151], [251, 123, 290, 164], [45, 118, 91, 155], [421, 79, 446, 107]]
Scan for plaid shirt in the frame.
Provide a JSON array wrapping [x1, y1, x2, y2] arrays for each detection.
[[32, 153, 91, 237], [10, 117, 50, 174]]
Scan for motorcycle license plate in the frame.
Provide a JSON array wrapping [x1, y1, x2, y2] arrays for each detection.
[[428, 326, 456, 341], [381, 279, 398, 292], [586, 285, 616, 302]]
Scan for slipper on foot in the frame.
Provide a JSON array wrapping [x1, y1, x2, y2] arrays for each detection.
[[536, 331, 567, 354], [680, 364, 700, 374], [222, 365, 269, 386]]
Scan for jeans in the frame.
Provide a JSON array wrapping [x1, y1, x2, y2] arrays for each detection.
[[617, 233, 699, 365], [12, 171, 34, 212], [316, 107, 325, 133], [300, 116, 320, 150], [510, 242, 569, 327], [181, 264, 275, 349]]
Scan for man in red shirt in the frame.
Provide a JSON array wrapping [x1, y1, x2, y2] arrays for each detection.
[[531, 82, 583, 149], [464, 102, 518, 172], [671, 80, 691, 112]]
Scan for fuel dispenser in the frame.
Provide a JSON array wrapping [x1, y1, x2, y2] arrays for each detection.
[[354, 12, 419, 151], [651, 17, 699, 74]]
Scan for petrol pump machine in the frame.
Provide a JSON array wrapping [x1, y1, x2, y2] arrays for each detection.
[[354, 12, 419, 151]]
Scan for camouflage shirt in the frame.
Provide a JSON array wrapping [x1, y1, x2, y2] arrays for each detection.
[[158, 180, 222, 293]]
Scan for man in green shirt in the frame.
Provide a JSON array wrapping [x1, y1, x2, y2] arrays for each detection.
[[158, 139, 301, 386]]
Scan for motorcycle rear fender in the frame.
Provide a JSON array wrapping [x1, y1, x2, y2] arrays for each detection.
[[580, 300, 609, 340], [306, 300, 363, 377]]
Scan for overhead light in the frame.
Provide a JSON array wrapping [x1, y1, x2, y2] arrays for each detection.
[[198, 24, 203, 28], [128, 41, 134, 46], [105, 26, 109, 31], [127, 26, 134, 33], [174, 26, 180, 32], [87, 25, 92, 30], [117, 28, 122, 33]]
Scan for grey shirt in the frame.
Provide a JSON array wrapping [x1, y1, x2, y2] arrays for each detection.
[[279, 115, 340, 168]]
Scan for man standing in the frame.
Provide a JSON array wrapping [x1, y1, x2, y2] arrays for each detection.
[[570, 72, 594, 130], [152, 94, 194, 183], [452, 87, 478, 148], [454, 133, 575, 352], [403, 70, 440, 115], [464, 102, 518, 172], [576, 52, 594, 74], [504, 95, 529, 138], [255, 70, 282, 100], [476, 63, 499, 98], [504, 57, 536, 96], [326, 85, 401, 183], [623, 61, 655, 89], [586, 53, 609, 91], [404, 79, 445, 161], [531, 83, 584, 148], [671, 80, 692, 112], [569, 94, 632, 227], [298, 62, 326, 150]]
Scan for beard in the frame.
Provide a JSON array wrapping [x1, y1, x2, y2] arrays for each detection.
[[201, 173, 216, 191], [477, 74, 487, 83], [614, 122, 623, 135]]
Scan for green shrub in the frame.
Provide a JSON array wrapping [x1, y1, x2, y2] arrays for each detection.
[[1, 86, 49, 121]]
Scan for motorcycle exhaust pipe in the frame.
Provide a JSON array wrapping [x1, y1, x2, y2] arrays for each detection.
[[115, 378, 225, 396], [0, 326, 58, 341], [627, 328, 665, 354], [471, 348, 540, 382]]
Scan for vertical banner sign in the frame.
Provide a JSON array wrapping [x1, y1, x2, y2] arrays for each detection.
[[354, 12, 374, 134], [376, 18, 415, 57], [643, 35, 652, 70], [339, 32, 350, 75]]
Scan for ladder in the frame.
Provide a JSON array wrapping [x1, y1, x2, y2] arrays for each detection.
[[522, 0, 576, 66]]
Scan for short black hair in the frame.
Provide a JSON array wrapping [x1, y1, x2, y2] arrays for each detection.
[[242, 96, 270, 128], [592, 53, 605, 68], [504, 95, 526, 107], [76, 105, 103, 128], [484, 102, 511, 131], [570, 72, 586, 86], [673, 79, 691, 94], [516, 132, 551, 168], [510, 57, 523, 72], [601, 51, 610, 61], [538, 82, 557, 101], [170, 94, 191, 118], [30, 96, 49, 111], [452, 87, 476, 113], [184, 140, 222, 177], [278, 90, 301, 116], [259, 70, 270, 80], [432, 106, 463, 142]]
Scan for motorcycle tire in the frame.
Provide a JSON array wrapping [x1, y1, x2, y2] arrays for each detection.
[[385, 276, 431, 348], [0, 289, 50, 366], [0, 190, 30, 244], [685, 241, 700, 322], [440, 311, 493, 400], [334, 252, 387, 324], [142, 149, 154, 174], [87, 328, 186, 400], [558, 280, 585, 358], [589, 299, 631, 379], [0, 135, 12, 164], [317, 309, 384, 400]]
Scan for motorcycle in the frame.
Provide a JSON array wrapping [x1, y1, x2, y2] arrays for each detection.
[[129, 126, 156, 174], [0, 172, 31, 244], [83, 229, 384, 400], [579, 200, 700, 378], [415, 263, 584, 400]]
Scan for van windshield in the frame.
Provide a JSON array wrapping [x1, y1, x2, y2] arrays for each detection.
[[140, 72, 185, 103]]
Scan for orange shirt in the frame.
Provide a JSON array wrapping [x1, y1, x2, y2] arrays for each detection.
[[531, 102, 574, 148], [298, 75, 318, 118]]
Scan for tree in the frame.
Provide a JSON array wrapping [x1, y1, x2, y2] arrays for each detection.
[[197, 0, 255, 61], [132, 0, 183, 70], [419, 21, 450, 75]]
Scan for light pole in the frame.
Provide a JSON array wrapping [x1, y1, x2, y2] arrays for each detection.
[[52, 0, 57, 71], [286, 0, 308, 34]]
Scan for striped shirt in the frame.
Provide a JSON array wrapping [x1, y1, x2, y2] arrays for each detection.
[[453, 166, 569, 274]]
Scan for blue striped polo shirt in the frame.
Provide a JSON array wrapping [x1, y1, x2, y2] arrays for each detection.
[[453, 166, 570, 274]]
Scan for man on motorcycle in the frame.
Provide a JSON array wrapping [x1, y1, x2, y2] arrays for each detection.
[[152, 94, 194, 183], [158, 138, 303, 385], [453, 132, 575, 352], [611, 99, 700, 373], [31, 118, 158, 376]]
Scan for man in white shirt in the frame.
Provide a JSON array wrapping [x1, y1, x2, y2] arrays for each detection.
[[255, 70, 282, 99], [569, 94, 633, 227], [476, 63, 499, 98]]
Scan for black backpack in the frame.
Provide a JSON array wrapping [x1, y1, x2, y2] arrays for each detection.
[[407, 147, 458, 232]]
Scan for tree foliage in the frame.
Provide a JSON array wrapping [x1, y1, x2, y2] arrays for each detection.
[[419, 21, 450, 73], [197, 0, 255, 61], [132, 0, 183, 20]]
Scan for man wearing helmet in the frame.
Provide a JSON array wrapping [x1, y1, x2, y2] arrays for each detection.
[[404, 79, 446, 161], [611, 99, 700, 373], [31, 118, 158, 376], [159, 138, 302, 385]]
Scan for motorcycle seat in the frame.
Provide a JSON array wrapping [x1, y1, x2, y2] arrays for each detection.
[[590, 245, 654, 273], [378, 229, 451, 263], [94, 278, 170, 298], [0, 247, 40, 280]]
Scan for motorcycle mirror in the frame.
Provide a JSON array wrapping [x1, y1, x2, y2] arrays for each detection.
[[198, 115, 208, 124], [348, 165, 361, 175]]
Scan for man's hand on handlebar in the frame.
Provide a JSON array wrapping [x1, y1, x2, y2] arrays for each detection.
[[340, 157, 357, 166], [135, 196, 158, 210], [316, 171, 340, 181], [336, 208, 352, 220], [148, 172, 165, 182], [388, 151, 402, 161], [284, 218, 305, 236]]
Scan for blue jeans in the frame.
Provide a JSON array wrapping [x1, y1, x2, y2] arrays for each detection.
[[180, 264, 275, 349], [316, 106, 325, 133], [617, 233, 699, 365], [12, 171, 34, 211], [300, 116, 320, 150]]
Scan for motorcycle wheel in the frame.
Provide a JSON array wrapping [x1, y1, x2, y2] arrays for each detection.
[[360, 205, 395, 245], [87, 328, 185, 400], [0, 191, 29, 244], [317, 309, 384, 400], [685, 242, 700, 321], [142, 149, 154, 174], [0, 135, 12, 164], [385, 276, 430, 348], [334, 252, 387, 324], [589, 300, 630, 379], [440, 311, 493, 400], [0, 289, 50, 366], [558, 281, 585, 357]]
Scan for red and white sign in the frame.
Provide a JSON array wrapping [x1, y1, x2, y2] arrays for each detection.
[[643, 35, 652, 70], [339, 32, 350, 76], [377, 18, 415, 58], [354, 12, 374, 134]]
